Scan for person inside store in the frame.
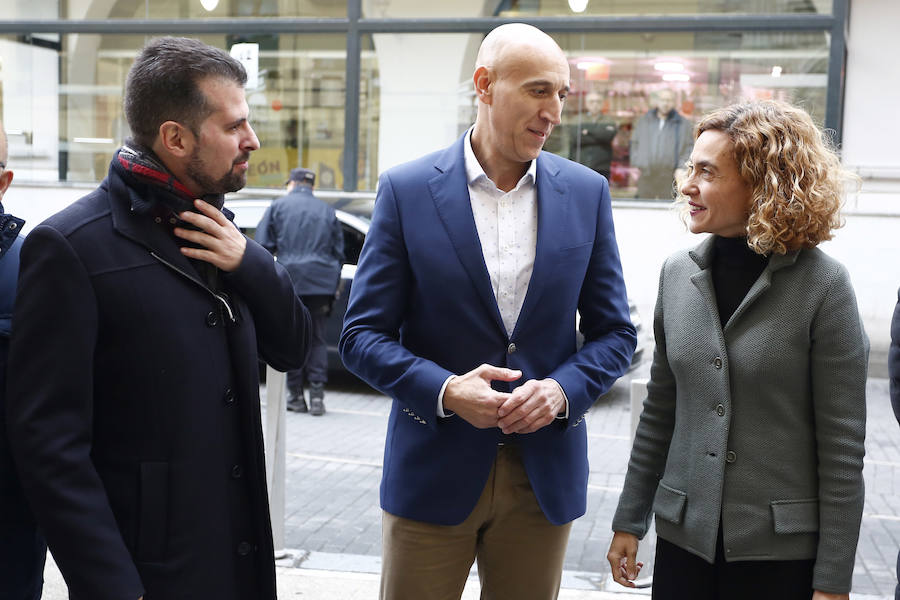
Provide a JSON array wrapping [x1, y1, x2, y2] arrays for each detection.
[[891, 288, 900, 600], [340, 22, 636, 600], [630, 88, 693, 200], [5, 37, 310, 600], [608, 99, 867, 600], [0, 122, 47, 600], [570, 90, 618, 179], [256, 167, 344, 416]]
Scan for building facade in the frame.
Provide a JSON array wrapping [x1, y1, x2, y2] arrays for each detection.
[[1, 0, 898, 367], [4, 0, 890, 198]]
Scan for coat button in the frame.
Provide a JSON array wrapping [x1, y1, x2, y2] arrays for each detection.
[[725, 450, 736, 463], [224, 388, 235, 405], [206, 311, 219, 327], [713, 357, 723, 369], [231, 464, 243, 478], [716, 404, 725, 417], [507, 343, 517, 354], [237, 541, 252, 556]]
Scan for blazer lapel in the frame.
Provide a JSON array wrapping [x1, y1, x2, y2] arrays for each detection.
[[689, 236, 802, 332], [428, 138, 506, 335], [511, 154, 566, 338], [689, 236, 725, 328], [723, 250, 800, 332]]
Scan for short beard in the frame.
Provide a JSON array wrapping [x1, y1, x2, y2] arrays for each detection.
[[186, 150, 248, 196]]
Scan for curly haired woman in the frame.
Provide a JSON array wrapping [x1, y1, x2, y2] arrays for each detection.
[[607, 100, 868, 600]]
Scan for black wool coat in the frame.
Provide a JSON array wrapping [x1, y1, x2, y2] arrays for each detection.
[[6, 165, 310, 600]]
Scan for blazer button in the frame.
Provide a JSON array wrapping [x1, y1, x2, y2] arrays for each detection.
[[713, 357, 723, 369], [224, 388, 235, 405], [716, 404, 725, 417], [725, 450, 737, 463], [507, 343, 517, 354], [237, 541, 252, 556], [206, 311, 219, 327], [231, 464, 243, 478]]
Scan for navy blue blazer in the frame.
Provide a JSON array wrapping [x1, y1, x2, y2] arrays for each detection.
[[340, 135, 636, 526]]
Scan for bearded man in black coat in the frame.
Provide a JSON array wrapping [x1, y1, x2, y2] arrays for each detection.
[[6, 37, 310, 600]]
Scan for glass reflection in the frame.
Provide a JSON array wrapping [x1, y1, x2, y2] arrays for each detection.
[[555, 30, 828, 199], [499, 0, 831, 17]]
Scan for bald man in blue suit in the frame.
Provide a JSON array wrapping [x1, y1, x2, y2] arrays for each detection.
[[340, 23, 636, 600]]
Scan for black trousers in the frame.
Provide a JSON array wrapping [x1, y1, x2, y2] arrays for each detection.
[[652, 530, 815, 600], [0, 522, 46, 600], [287, 294, 331, 393]]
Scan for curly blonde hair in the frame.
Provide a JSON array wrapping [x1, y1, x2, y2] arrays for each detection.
[[675, 100, 855, 255]]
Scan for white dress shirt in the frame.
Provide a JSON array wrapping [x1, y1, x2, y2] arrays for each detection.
[[464, 129, 538, 335], [437, 130, 567, 419]]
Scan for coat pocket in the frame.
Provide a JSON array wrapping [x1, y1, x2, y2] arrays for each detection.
[[652, 482, 687, 525], [770, 498, 819, 534], [137, 461, 168, 562]]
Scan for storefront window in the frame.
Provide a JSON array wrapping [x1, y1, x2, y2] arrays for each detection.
[[0, 35, 61, 182], [235, 33, 350, 191], [500, 0, 832, 17], [7, 0, 347, 19], [359, 35, 380, 191], [0, 32, 367, 190], [362, 0, 500, 18], [64, 0, 346, 20], [545, 30, 829, 199], [0, 2, 840, 196]]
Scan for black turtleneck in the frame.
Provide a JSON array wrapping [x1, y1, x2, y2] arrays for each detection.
[[711, 236, 769, 327]]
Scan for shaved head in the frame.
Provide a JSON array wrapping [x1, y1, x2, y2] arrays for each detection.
[[470, 23, 570, 191], [476, 23, 566, 78]]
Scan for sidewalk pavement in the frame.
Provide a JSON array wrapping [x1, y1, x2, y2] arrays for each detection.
[[40, 554, 893, 600], [40, 364, 898, 599], [40, 552, 646, 599]]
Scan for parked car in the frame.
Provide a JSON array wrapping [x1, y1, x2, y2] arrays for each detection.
[[227, 196, 645, 374], [228, 197, 368, 372]]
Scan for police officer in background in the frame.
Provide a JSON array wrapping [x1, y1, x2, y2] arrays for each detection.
[[571, 91, 618, 180], [257, 168, 344, 415]]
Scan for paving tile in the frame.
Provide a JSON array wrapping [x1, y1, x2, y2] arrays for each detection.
[[263, 369, 899, 597]]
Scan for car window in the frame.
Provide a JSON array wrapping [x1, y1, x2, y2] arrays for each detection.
[[342, 223, 365, 266]]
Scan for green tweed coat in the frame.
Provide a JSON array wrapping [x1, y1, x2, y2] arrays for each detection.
[[612, 235, 868, 594]]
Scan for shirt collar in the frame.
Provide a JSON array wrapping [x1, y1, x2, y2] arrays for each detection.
[[464, 128, 537, 191]]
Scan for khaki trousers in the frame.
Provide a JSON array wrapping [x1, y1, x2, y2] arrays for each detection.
[[380, 445, 573, 600]]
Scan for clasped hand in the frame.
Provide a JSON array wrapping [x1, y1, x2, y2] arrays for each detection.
[[442, 364, 565, 434], [174, 199, 247, 272]]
